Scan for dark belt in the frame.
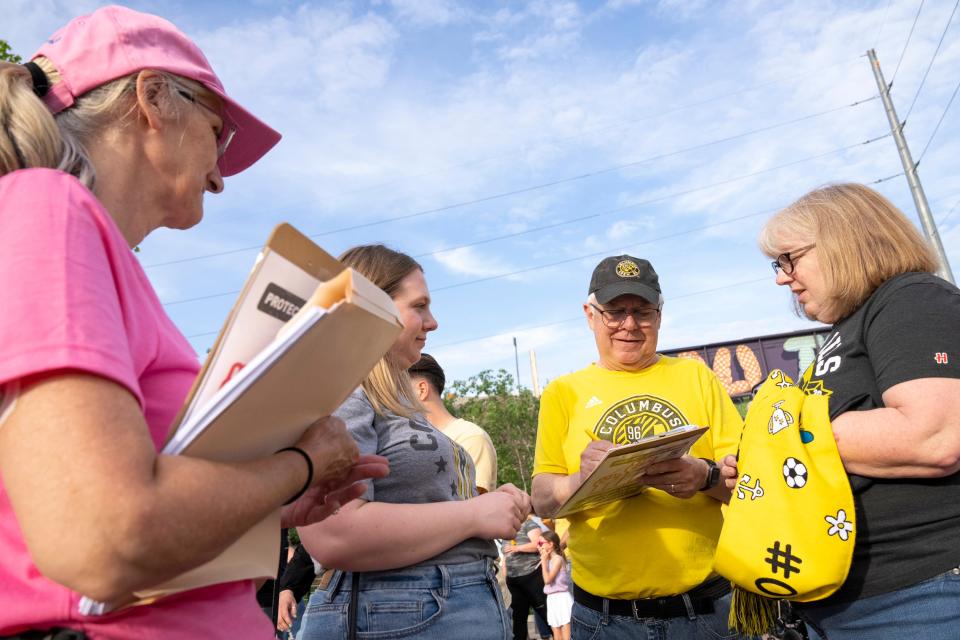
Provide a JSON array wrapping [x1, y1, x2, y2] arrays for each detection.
[[573, 576, 729, 619]]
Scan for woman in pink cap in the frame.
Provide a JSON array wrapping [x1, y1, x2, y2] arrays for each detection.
[[0, 6, 387, 640]]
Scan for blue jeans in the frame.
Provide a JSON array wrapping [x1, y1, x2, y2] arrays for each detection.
[[571, 592, 745, 640], [296, 558, 510, 639], [800, 567, 960, 640]]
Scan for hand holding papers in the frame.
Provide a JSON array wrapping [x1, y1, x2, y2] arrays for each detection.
[[80, 224, 401, 615], [554, 426, 708, 518]]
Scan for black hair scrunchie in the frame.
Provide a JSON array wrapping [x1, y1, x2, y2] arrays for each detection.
[[23, 61, 50, 97]]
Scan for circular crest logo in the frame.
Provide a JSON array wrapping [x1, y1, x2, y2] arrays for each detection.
[[592, 395, 688, 444], [615, 260, 640, 278]]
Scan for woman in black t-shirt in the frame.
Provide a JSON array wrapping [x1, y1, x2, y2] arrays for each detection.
[[753, 183, 960, 640]]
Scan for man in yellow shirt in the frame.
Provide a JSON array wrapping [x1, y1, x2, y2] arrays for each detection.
[[531, 255, 745, 639], [410, 353, 498, 493]]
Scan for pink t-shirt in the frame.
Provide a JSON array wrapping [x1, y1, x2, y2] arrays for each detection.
[[0, 169, 273, 639]]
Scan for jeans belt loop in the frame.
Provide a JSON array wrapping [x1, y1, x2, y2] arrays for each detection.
[[631, 599, 640, 620], [438, 564, 451, 598]]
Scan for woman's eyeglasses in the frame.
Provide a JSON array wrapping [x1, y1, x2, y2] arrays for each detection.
[[169, 79, 237, 159], [771, 245, 815, 275]]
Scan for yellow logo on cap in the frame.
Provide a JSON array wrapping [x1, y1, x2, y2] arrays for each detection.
[[615, 260, 640, 278]]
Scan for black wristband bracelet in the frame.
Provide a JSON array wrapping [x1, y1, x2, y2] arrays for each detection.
[[277, 446, 313, 505]]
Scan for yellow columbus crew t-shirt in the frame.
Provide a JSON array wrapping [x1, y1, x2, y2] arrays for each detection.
[[533, 357, 743, 599]]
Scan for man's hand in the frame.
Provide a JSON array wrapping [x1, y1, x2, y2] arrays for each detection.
[[532, 440, 614, 518], [276, 589, 298, 633], [579, 440, 615, 479], [644, 455, 709, 499]]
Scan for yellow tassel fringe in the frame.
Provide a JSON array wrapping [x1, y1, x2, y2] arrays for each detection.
[[728, 586, 778, 636]]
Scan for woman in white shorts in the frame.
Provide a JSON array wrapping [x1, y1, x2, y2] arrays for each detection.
[[539, 530, 574, 640]]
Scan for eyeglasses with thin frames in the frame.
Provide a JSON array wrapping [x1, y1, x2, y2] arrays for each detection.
[[589, 303, 660, 328], [771, 244, 815, 275], [170, 80, 237, 159]]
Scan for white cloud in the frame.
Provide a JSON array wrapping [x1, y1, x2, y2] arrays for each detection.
[[196, 7, 398, 111], [431, 246, 518, 278], [388, 0, 468, 27]]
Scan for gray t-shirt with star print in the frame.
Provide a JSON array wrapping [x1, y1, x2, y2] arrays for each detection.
[[334, 388, 497, 567]]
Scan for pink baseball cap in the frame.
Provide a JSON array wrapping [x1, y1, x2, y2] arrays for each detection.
[[33, 5, 280, 177]]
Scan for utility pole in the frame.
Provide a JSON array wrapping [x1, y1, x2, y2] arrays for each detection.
[[867, 49, 955, 283], [512, 336, 521, 391], [529, 349, 541, 398]]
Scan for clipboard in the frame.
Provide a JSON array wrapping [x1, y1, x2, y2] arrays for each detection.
[[555, 426, 709, 518]]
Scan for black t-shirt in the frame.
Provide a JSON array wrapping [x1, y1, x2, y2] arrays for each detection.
[[799, 272, 960, 604]]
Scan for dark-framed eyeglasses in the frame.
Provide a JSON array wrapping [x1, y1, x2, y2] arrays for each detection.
[[171, 81, 237, 159], [589, 303, 660, 328], [771, 244, 815, 275]]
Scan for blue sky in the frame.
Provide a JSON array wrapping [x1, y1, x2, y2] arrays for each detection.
[[7, 0, 960, 388]]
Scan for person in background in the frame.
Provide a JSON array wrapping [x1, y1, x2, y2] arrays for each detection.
[[297, 245, 531, 639], [275, 544, 316, 638], [750, 183, 960, 640], [538, 530, 573, 640], [255, 542, 299, 631], [0, 7, 386, 639], [409, 353, 499, 492], [531, 254, 745, 640], [503, 515, 550, 640]]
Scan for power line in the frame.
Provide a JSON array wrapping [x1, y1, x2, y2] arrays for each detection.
[[891, 0, 926, 87], [165, 133, 889, 309], [429, 135, 890, 293], [939, 197, 960, 226], [874, 0, 896, 49], [428, 277, 771, 350], [871, 171, 906, 183], [902, 0, 959, 122], [428, 138, 889, 294], [316, 59, 870, 208], [916, 73, 960, 162], [181, 180, 960, 345], [145, 96, 878, 270], [183, 276, 774, 344], [222, 54, 870, 226]]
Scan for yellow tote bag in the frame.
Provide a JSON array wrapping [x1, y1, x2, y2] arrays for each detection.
[[714, 370, 855, 634]]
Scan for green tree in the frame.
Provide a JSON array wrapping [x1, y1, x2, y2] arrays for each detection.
[[0, 40, 22, 63], [445, 369, 540, 492]]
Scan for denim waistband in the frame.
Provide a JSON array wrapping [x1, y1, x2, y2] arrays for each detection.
[[326, 557, 497, 594]]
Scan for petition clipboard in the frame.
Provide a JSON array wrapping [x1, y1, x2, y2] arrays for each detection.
[[555, 426, 708, 519]]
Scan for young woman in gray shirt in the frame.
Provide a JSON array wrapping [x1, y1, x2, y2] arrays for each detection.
[[297, 244, 531, 639]]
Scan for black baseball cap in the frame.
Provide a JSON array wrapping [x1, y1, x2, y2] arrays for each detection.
[[588, 255, 662, 306]]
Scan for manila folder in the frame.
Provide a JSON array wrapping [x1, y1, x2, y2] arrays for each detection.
[[130, 268, 401, 600]]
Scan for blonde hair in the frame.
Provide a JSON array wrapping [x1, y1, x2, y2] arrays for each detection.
[[759, 183, 939, 321], [1, 59, 203, 190], [339, 244, 426, 417]]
